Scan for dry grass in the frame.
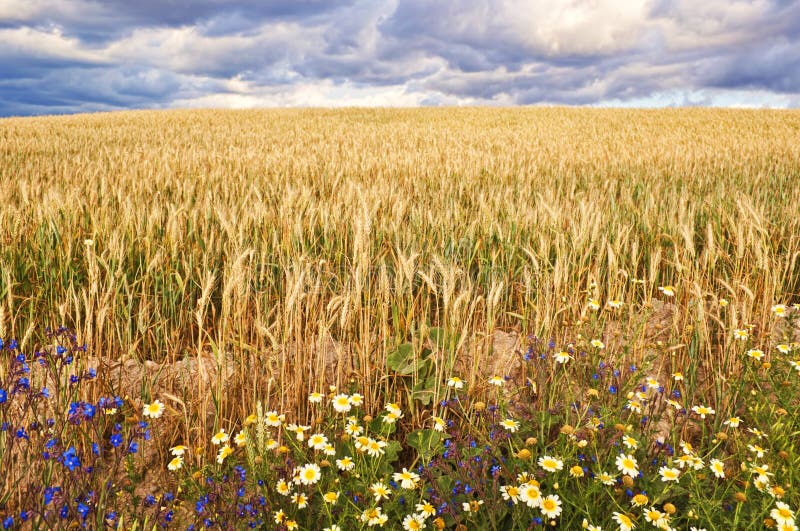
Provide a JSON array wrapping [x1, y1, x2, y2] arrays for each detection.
[[1, 107, 799, 449]]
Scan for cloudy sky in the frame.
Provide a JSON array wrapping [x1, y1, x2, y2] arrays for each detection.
[[1, 0, 799, 116]]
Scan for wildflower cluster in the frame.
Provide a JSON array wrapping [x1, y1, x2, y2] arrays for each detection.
[[0, 328, 168, 528], [3, 290, 799, 530]]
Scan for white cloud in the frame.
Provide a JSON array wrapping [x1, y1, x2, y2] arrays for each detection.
[[1, 0, 798, 115], [0, 26, 105, 62], [495, 0, 651, 55]]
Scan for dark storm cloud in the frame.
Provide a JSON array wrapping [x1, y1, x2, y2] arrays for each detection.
[[1, 0, 799, 116], [702, 40, 800, 94]]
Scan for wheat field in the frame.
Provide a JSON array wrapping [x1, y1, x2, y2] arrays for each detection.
[[1, 107, 800, 442]]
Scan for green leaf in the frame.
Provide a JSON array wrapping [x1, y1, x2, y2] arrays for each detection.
[[406, 429, 448, 462], [369, 414, 397, 436], [386, 342, 416, 374], [411, 376, 437, 405], [383, 440, 402, 463]]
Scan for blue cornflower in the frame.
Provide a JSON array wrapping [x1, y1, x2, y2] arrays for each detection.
[[110, 433, 123, 448], [128, 441, 139, 454], [62, 446, 81, 471], [3, 516, 13, 529], [609, 385, 617, 394], [144, 495, 157, 507], [44, 487, 58, 505], [0, 389, 6, 404], [77, 503, 90, 519]]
